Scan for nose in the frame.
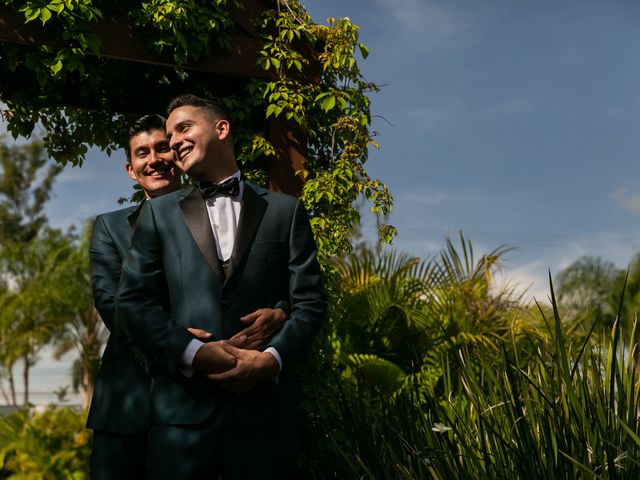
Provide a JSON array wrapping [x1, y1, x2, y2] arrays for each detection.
[[148, 150, 173, 169], [169, 133, 181, 152], [148, 150, 164, 167]]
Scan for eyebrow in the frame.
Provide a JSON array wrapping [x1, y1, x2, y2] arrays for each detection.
[[175, 120, 191, 132], [133, 146, 150, 155]]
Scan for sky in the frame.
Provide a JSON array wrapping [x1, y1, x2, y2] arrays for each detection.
[[3, 0, 640, 400], [23, 0, 639, 301], [302, 0, 640, 299]]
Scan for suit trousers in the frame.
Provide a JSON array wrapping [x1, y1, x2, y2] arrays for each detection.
[[146, 399, 297, 480], [90, 430, 147, 479]]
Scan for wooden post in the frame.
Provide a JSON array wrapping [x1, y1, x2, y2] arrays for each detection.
[[268, 116, 305, 197]]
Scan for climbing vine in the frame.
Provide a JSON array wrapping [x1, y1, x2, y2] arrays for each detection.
[[0, 0, 395, 259]]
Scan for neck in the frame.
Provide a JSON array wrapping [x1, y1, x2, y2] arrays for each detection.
[[194, 163, 239, 184]]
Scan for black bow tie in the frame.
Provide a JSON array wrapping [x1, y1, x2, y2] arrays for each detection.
[[197, 177, 240, 199]]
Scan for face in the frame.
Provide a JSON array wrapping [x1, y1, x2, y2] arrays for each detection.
[[166, 105, 230, 180], [126, 128, 181, 198]]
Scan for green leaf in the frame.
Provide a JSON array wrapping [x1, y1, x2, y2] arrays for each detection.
[[50, 60, 63, 74], [24, 8, 40, 22], [358, 43, 369, 59], [320, 95, 336, 112], [40, 7, 52, 24], [265, 104, 276, 118]]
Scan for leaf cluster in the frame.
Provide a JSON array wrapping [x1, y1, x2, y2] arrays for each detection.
[[301, 241, 640, 478], [0, 406, 90, 477], [1, 0, 395, 255]]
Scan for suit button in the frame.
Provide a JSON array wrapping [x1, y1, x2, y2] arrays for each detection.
[[221, 299, 230, 308]]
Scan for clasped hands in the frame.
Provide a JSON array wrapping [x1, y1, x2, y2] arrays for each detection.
[[188, 307, 286, 394]]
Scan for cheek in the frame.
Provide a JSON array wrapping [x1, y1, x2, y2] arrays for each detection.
[[126, 166, 140, 181]]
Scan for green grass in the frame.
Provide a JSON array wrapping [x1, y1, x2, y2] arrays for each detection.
[[305, 279, 640, 479]]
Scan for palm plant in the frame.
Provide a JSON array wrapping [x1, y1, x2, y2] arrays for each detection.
[[0, 407, 90, 477], [0, 230, 71, 406], [49, 220, 107, 410], [332, 233, 529, 396]]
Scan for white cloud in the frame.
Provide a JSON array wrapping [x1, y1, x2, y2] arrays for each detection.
[[56, 164, 97, 184], [494, 258, 550, 305], [0, 112, 7, 136], [403, 191, 447, 205], [612, 187, 640, 214], [372, 0, 469, 42]]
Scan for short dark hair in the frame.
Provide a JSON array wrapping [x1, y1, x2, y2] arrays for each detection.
[[124, 114, 166, 161], [166, 94, 231, 124]]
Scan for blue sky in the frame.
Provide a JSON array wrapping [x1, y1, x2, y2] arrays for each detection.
[[303, 0, 640, 298], [4, 0, 640, 403], [5, 0, 640, 301]]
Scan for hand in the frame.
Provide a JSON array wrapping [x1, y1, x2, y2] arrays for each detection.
[[192, 341, 237, 374], [228, 308, 287, 350], [187, 327, 213, 341], [186, 328, 246, 349], [207, 344, 279, 394]]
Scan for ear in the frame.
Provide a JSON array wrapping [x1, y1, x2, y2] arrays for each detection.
[[215, 119, 231, 141], [125, 162, 138, 181]]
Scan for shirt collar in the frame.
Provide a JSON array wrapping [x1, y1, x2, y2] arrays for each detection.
[[203, 170, 243, 203]]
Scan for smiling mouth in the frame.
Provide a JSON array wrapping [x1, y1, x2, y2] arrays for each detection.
[[177, 146, 193, 161], [148, 169, 172, 178]]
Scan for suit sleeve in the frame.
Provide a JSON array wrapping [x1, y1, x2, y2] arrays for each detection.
[[88, 215, 122, 334], [266, 201, 327, 364], [115, 201, 193, 374]]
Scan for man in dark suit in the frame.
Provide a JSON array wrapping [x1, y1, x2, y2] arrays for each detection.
[[116, 95, 327, 479], [89, 114, 288, 479]]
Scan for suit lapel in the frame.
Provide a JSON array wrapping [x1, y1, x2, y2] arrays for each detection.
[[179, 187, 224, 282], [225, 183, 267, 285], [127, 203, 144, 231]]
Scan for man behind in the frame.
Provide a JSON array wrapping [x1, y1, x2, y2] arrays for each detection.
[[87, 114, 181, 479], [88, 114, 287, 478], [116, 95, 327, 479]]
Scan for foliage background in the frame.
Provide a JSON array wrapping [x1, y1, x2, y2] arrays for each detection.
[[2, 1, 640, 479]]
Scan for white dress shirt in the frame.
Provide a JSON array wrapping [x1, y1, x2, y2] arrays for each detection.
[[181, 171, 282, 374]]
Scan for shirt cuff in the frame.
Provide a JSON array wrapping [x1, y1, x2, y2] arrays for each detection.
[[264, 347, 282, 372], [180, 338, 205, 378]]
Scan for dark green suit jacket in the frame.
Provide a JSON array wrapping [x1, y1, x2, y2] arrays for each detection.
[[86, 205, 151, 433], [116, 182, 326, 426]]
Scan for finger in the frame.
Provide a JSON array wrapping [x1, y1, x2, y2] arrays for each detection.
[[221, 342, 243, 357], [243, 340, 262, 351], [227, 335, 247, 348], [207, 369, 237, 382], [239, 310, 262, 324], [234, 323, 259, 338], [187, 328, 213, 340], [253, 312, 271, 325]]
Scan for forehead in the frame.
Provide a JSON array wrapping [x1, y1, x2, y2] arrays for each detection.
[[129, 128, 167, 149], [166, 105, 211, 128]]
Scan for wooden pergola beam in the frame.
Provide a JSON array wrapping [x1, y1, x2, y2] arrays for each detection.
[[0, 5, 269, 79], [0, 2, 313, 197]]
